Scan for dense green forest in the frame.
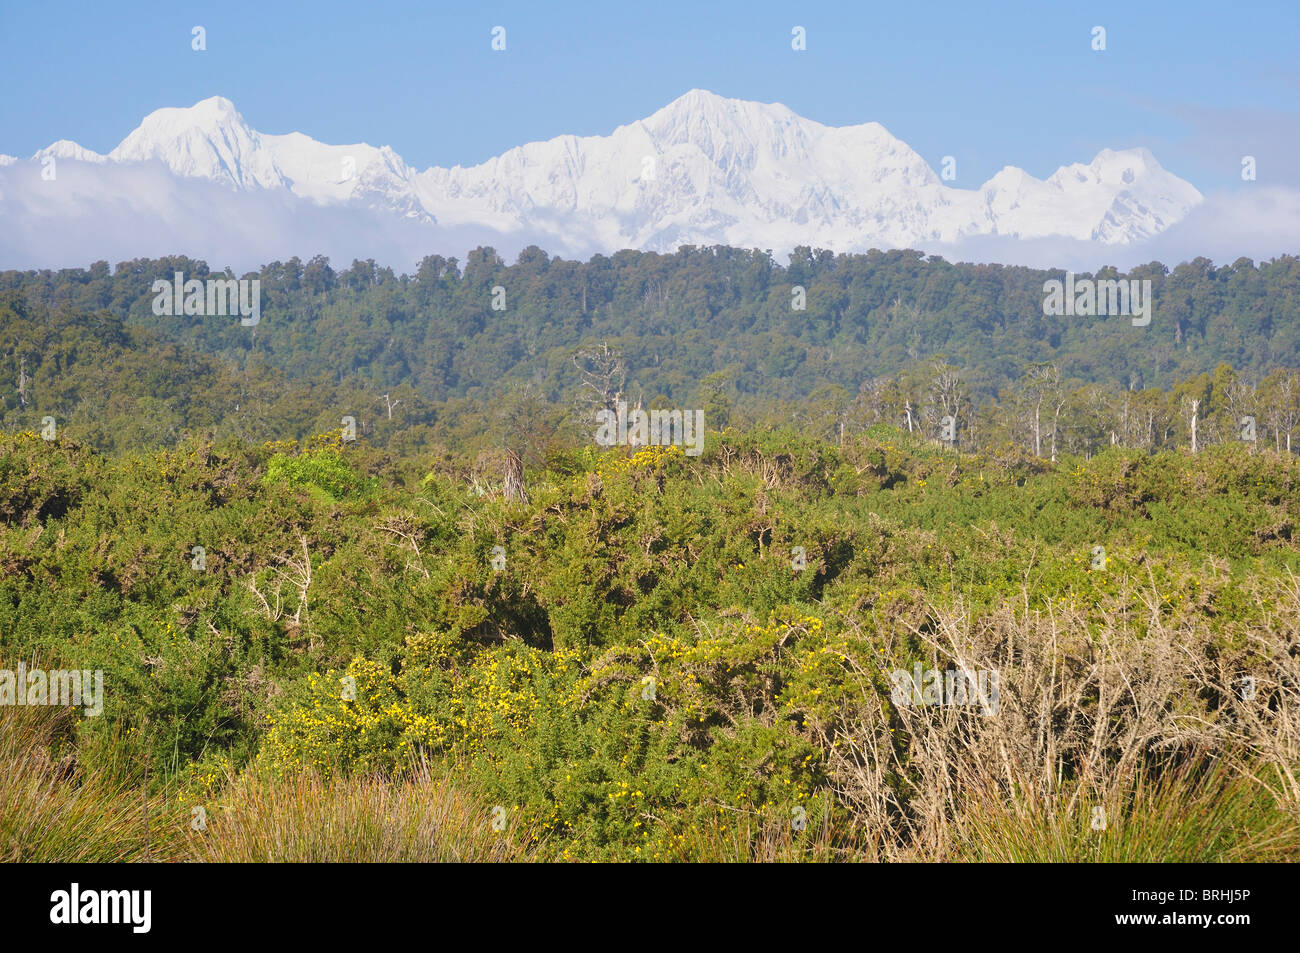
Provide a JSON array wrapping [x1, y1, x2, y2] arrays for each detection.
[[8, 249, 1300, 406], [2, 247, 1298, 862], [4, 249, 1300, 462]]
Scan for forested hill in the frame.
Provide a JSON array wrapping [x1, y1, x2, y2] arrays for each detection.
[[5, 246, 1300, 400], [2, 246, 1299, 456]]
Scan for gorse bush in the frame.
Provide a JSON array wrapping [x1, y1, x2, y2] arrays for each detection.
[[263, 434, 380, 503], [2, 423, 1298, 860]]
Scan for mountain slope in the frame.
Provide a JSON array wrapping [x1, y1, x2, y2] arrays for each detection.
[[0, 91, 1204, 263]]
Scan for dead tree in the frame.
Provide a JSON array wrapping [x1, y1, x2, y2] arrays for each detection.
[[503, 449, 529, 504], [572, 342, 625, 438]]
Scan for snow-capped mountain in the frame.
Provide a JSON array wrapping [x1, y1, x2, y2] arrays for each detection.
[[34, 140, 107, 164], [412, 90, 1201, 249], [0, 90, 1203, 267]]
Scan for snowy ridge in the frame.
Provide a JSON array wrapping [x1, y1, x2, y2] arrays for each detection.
[[4, 90, 1203, 256]]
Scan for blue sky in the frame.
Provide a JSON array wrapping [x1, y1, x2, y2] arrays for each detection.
[[2, 0, 1298, 190]]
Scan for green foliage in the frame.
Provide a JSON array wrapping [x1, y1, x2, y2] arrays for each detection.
[[6, 248, 1299, 860], [4, 251, 1300, 460], [264, 445, 377, 502], [4, 416, 1297, 859]]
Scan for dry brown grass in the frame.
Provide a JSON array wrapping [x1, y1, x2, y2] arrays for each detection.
[[0, 703, 188, 862], [1, 700, 537, 863], [182, 759, 539, 862], [811, 573, 1300, 861]]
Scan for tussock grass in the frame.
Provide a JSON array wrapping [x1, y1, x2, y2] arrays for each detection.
[[657, 803, 845, 863], [0, 703, 186, 862], [2, 706, 534, 863], [951, 759, 1300, 862], [183, 760, 538, 862]]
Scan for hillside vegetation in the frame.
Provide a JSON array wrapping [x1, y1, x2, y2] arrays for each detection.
[[4, 249, 1300, 457], [3, 422, 1298, 861], [3, 247, 1298, 861]]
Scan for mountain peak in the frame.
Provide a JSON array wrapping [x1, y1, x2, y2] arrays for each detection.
[[128, 95, 250, 139], [34, 139, 106, 163], [105, 95, 284, 189], [637, 88, 806, 174], [665, 88, 739, 109], [9, 92, 1204, 257], [188, 95, 242, 122], [654, 88, 794, 121]]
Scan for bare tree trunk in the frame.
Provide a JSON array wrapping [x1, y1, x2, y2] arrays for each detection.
[[273, 533, 315, 651], [503, 449, 528, 504], [1050, 397, 1064, 463]]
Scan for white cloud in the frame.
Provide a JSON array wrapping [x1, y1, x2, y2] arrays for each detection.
[[919, 187, 1300, 271], [0, 159, 505, 273], [1, 161, 1295, 276]]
